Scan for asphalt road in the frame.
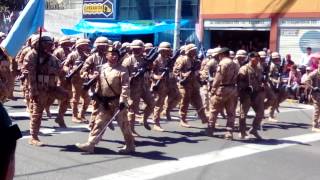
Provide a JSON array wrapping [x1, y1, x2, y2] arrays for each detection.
[[5, 83, 320, 180]]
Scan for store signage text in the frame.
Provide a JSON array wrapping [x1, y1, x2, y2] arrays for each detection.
[[83, 0, 116, 19], [280, 19, 320, 27], [204, 19, 271, 28]]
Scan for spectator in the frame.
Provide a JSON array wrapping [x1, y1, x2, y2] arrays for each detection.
[[310, 56, 320, 71], [300, 47, 312, 66], [0, 102, 22, 180], [284, 54, 295, 76], [287, 65, 301, 99], [301, 67, 313, 84], [300, 67, 313, 103]]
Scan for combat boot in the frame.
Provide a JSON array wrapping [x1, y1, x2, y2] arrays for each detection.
[[75, 142, 95, 153], [28, 136, 44, 147], [55, 118, 67, 128], [143, 119, 151, 130], [312, 124, 320, 132], [72, 117, 82, 123], [118, 145, 135, 154], [248, 128, 263, 140], [224, 131, 233, 140], [312, 127, 320, 132], [268, 117, 278, 122], [166, 110, 172, 121], [153, 124, 165, 132], [78, 113, 89, 123], [204, 127, 214, 137]]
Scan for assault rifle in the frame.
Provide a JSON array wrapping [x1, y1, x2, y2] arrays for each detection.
[[131, 47, 158, 79], [179, 52, 203, 86], [151, 49, 181, 92], [65, 61, 85, 81], [275, 58, 285, 90]]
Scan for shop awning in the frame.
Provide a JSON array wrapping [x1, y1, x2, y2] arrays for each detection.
[[61, 19, 189, 35]]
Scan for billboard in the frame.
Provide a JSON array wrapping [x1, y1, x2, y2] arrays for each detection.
[[82, 0, 116, 19]]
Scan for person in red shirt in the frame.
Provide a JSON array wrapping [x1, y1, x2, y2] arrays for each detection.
[[287, 65, 301, 99], [284, 54, 295, 77]]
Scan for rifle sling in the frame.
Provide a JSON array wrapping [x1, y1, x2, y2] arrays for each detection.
[[103, 70, 120, 97]]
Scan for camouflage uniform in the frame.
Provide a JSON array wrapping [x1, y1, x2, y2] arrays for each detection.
[[207, 48, 239, 139], [0, 47, 13, 102], [63, 39, 91, 123], [238, 54, 265, 139], [151, 42, 175, 131], [80, 37, 109, 125], [122, 40, 155, 136], [305, 69, 320, 132], [173, 44, 208, 127], [199, 49, 219, 114], [76, 48, 135, 153], [265, 52, 288, 122], [24, 36, 69, 146]]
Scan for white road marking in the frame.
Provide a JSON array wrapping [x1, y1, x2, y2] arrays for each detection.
[[90, 133, 320, 180]]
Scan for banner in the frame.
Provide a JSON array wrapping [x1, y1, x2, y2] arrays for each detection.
[[83, 0, 116, 19]]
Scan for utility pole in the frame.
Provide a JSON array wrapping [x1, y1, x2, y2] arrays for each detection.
[[173, 0, 181, 51]]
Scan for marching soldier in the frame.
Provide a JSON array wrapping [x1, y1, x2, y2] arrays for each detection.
[[75, 47, 135, 153], [122, 40, 155, 136], [144, 43, 153, 55], [306, 65, 320, 132], [234, 49, 248, 66], [151, 42, 175, 131], [18, 36, 36, 112], [173, 43, 208, 127], [63, 38, 91, 123], [161, 45, 186, 121], [0, 47, 12, 102], [80, 37, 109, 125], [120, 42, 131, 63], [199, 48, 220, 114], [238, 52, 265, 139], [265, 52, 287, 122], [206, 47, 239, 139], [24, 35, 69, 146]]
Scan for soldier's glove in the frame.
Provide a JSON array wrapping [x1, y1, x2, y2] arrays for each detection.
[[119, 102, 126, 111], [313, 87, 320, 92]]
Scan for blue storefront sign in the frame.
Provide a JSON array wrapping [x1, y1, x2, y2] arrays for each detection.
[[82, 0, 116, 19]]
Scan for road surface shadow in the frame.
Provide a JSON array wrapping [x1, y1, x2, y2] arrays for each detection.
[[103, 139, 166, 147], [139, 135, 207, 145], [234, 138, 311, 146], [44, 144, 177, 160], [261, 122, 310, 131]]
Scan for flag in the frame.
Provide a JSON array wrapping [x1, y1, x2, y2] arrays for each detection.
[[0, 0, 45, 57]]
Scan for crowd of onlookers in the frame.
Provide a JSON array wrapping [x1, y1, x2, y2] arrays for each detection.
[[280, 47, 317, 104]]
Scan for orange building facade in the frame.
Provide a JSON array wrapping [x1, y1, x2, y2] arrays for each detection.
[[199, 0, 320, 62]]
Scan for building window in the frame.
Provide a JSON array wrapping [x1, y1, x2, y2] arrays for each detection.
[[117, 0, 198, 20]]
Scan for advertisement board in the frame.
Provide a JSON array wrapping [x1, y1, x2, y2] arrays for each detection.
[[82, 0, 116, 19]]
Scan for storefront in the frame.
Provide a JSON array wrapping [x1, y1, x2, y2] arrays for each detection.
[[203, 19, 271, 51], [279, 18, 320, 63], [62, 0, 199, 46], [199, 0, 320, 62]]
